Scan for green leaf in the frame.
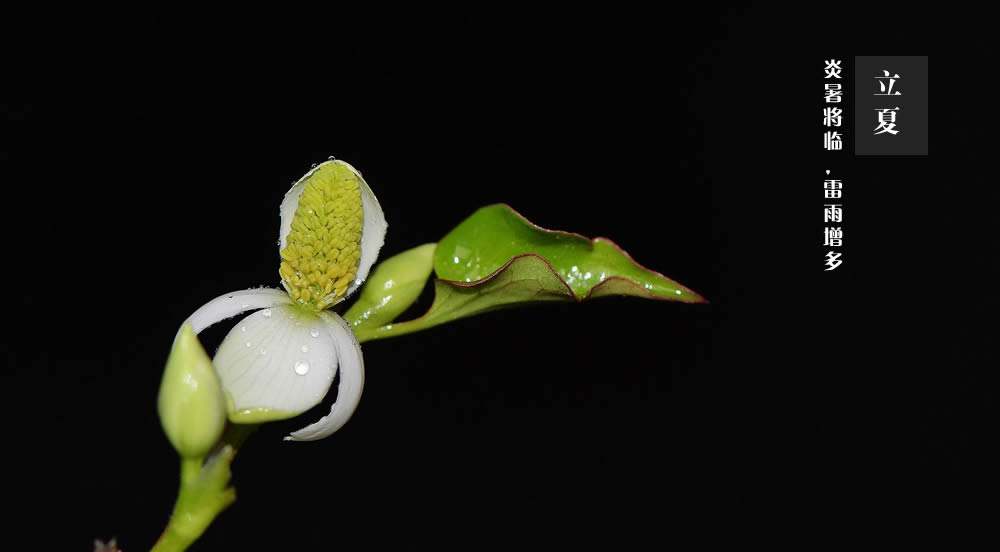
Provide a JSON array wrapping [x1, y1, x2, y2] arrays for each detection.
[[352, 204, 704, 343], [344, 243, 436, 332]]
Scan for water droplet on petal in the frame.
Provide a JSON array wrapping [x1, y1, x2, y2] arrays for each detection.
[[301, 345, 309, 353], [259, 347, 267, 355], [294, 361, 310, 376], [240, 326, 247, 332], [245, 341, 252, 348], [674, 289, 683, 295], [310, 328, 320, 338], [262, 309, 272, 318]]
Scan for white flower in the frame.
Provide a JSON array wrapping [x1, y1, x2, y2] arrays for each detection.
[[185, 160, 387, 441]]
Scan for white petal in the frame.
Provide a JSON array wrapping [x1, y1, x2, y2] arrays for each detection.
[[213, 305, 337, 421], [277, 159, 388, 297], [343, 161, 388, 298], [278, 164, 315, 252], [186, 288, 291, 334], [285, 312, 365, 441]]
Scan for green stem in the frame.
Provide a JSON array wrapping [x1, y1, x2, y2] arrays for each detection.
[[352, 318, 436, 343], [152, 425, 256, 552], [181, 457, 202, 486]]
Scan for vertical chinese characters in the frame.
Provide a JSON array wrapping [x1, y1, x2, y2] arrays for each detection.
[[823, 170, 844, 271], [822, 60, 846, 271], [874, 70, 902, 135], [823, 59, 844, 151], [854, 56, 927, 156]]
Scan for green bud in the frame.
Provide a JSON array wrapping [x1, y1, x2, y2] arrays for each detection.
[[158, 324, 226, 458], [344, 243, 436, 331]]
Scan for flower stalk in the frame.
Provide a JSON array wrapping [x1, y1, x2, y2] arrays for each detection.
[[151, 448, 236, 552], [151, 423, 258, 552]]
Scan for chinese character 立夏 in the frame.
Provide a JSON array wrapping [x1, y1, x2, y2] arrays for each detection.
[[824, 204, 843, 222], [824, 59, 843, 79], [823, 131, 843, 151], [824, 251, 843, 271], [823, 107, 843, 127], [875, 70, 901, 96], [824, 83, 843, 103], [824, 179, 842, 198], [874, 107, 900, 135], [824, 227, 843, 247]]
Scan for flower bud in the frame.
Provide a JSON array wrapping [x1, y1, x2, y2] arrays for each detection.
[[158, 324, 226, 458], [344, 243, 436, 330]]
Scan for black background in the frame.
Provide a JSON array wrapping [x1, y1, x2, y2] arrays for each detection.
[[1, 6, 993, 549]]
